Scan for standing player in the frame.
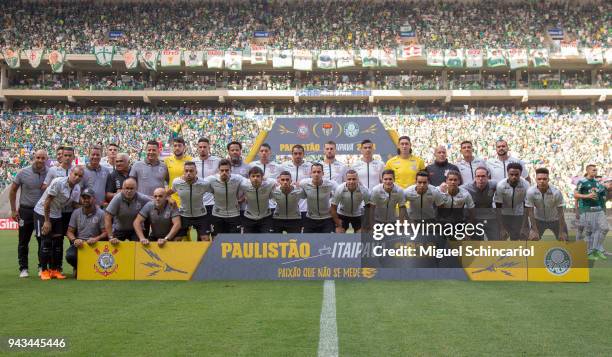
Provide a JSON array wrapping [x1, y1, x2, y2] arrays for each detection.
[[456, 140, 488, 185], [227, 141, 250, 177], [300, 163, 338, 233], [164, 137, 193, 204], [167, 162, 211, 241], [192, 137, 220, 234], [487, 140, 530, 183], [271, 171, 305, 233], [250, 143, 282, 180], [105, 178, 151, 243], [281, 144, 313, 218], [134, 188, 181, 245], [331, 170, 370, 233], [351, 139, 385, 191], [129, 140, 169, 198], [369, 169, 407, 223], [9, 149, 49, 277], [574, 165, 609, 260], [240, 166, 276, 233], [404, 171, 445, 223], [205, 159, 245, 234], [494, 163, 530, 240], [384, 136, 425, 189], [425, 146, 461, 186], [34, 166, 84, 280], [100, 143, 119, 171], [322, 141, 347, 184], [525, 168, 568, 241]]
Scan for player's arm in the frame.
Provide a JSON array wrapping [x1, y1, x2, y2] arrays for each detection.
[[41, 194, 55, 235], [525, 207, 540, 240], [9, 183, 19, 221], [557, 207, 568, 241], [133, 214, 149, 245]]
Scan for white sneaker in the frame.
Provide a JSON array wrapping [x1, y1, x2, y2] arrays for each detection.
[[19, 269, 29, 278], [38, 268, 42, 277]]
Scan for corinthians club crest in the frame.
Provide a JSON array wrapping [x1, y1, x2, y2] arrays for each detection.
[[94, 245, 119, 277], [544, 247, 571, 276]]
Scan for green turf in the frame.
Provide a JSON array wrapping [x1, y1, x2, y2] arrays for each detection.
[[1, 231, 611, 356]]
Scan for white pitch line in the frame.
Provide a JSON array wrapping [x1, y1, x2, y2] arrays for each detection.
[[318, 280, 339, 357]]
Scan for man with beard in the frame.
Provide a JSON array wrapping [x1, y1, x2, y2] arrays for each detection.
[[385, 136, 425, 189], [240, 166, 276, 233], [464, 166, 500, 240], [204, 159, 245, 235], [494, 163, 530, 240], [526, 167, 568, 242], [331, 170, 370, 233], [487, 140, 530, 183], [227, 141, 249, 178], [192, 137, 220, 236], [281, 144, 313, 219], [323, 141, 347, 184], [164, 137, 193, 204], [300, 163, 338, 233], [404, 171, 445, 223], [105, 153, 131, 202], [271, 171, 306, 233]]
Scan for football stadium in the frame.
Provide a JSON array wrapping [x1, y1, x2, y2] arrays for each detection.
[[0, 0, 611, 355]]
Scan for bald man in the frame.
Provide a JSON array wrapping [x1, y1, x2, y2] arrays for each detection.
[[425, 146, 460, 186], [10, 149, 49, 278]]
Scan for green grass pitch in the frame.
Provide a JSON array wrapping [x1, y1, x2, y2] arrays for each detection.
[[1, 231, 611, 356]]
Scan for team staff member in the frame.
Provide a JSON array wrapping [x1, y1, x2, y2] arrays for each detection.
[[351, 139, 385, 191], [129, 140, 169, 198], [385, 136, 426, 189], [331, 170, 370, 232], [404, 171, 445, 223], [271, 171, 305, 233], [495, 163, 530, 241], [105, 178, 151, 243], [525, 167, 568, 241], [34, 166, 84, 280], [369, 170, 407, 223], [10, 149, 49, 278], [81, 145, 110, 205], [205, 159, 244, 234], [323, 141, 347, 184], [488, 140, 530, 183], [300, 163, 338, 233], [164, 137, 193, 204], [105, 153, 131, 202], [167, 162, 211, 241], [281, 144, 312, 218], [426, 146, 460, 186], [456, 140, 488, 185], [193, 137, 220, 234], [464, 166, 499, 240], [134, 188, 181, 245], [240, 166, 276, 233], [65, 188, 107, 276]]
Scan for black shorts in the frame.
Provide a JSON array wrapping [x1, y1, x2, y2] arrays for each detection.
[[210, 215, 242, 235], [272, 218, 302, 233], [113, 230, 139, 241], [179, 215, 209, 236], [34, 213, 63, 238], [303, 217, 335, 234], [61, 211, 72, 236], [242, 215, 273, 234], [339, 214, 363, 231]]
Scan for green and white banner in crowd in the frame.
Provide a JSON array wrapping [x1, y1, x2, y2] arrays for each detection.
[[183, 50, 204, 67], [465, 49, 483, 68], [225, 50, 243, 71], [250, 45, 268, 65], [444, 48, 464, 68], [380, 48, 397, 67], [207, 49, 224, 69], [140, 50, 159, 70], [293, 49, 312, 71], [336, 49, 355, 68], [584, 47, 603, 64], [317, 50, 336, 69], [486, 48, 506, 67], [25, 49, 44, 68], [605, 48, 612, 65], [124, 50, 138, 69], [48, 49, 66, 73], [530, 49, 549, 67], [94, 46, 115, 66], [507, 48, 528, 69], [426, 49, 444, 67], [161, 50, 181, 67], [2, 47, 20, 68], [272, 49, 292, 68], [360, 49, 379, 67]]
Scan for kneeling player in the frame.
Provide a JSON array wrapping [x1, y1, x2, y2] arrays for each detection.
[[271, 171, 305, 233], [331, 170, 370, 232], [526, 167, 568, 241]]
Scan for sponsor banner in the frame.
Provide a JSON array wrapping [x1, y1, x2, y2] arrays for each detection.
[[335, 50, 355, 68], [266, 116, 397, 158], [207, 49, 224, 69], [140, 50, 159, 70], [584, 47, 603, 64], [160, 49, 182, 67], [560, 42, 579, 57], [225, 50, 243, 71], [379, 48, 397, 67], [360, 48, 379, 67], [444, 48, 464, 68], [426, 49, 444, 67], [48, 49, 66, 73], [398, 45, 422, 59], [530, 48, 550, 67], [465, 49, 483, 68], [123, 50, 138, 69], [486, 48, 506, 67], [94, 45, 115, 66], [272, 49, 292, 68], [250, 45, 268, 64], [25, 49, 44, 68], [183, 50, 204, 67], [293, 49, 313, 71], [507, 48, 528, 69], [2, 47, 20, 68], [317, 50, 336, 69], [0, 218, 18, 230]]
